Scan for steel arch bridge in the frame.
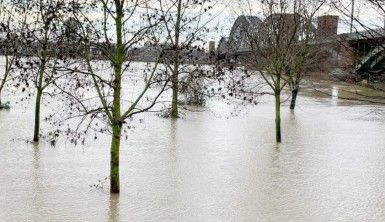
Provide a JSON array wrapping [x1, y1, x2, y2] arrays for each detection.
[[227, 15, 262, 53], [218, 15, 385, 77]]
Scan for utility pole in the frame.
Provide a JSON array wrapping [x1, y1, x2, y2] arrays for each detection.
[[350, 0, 355, 33]]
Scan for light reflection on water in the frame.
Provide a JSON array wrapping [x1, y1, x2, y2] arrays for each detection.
[[1, 81, 385, 221]]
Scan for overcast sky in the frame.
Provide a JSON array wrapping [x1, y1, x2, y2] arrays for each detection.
[[3, 0, 384, 48], [207, 0, 385, 44]]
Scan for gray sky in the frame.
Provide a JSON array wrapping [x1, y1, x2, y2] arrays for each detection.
[[3, 0, 384, 48], [206, 0, 385, 44]]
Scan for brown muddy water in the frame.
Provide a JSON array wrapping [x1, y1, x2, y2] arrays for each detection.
[[1, 77, 385, 221]]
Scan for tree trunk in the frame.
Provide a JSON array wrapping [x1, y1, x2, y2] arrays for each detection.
[[110, 123, 121, 193], [33, 27, 48, 142], [290, 86, 299, 110], [0, 81, 4, 108], [33, 89, 43, 142], [0, 57, 9, 109], [170, 0, 182, 119], [33, 65, 45, 142], [275, 93, 282, 143], [171, 68, 179, 118], [110, 2, 124, 193]]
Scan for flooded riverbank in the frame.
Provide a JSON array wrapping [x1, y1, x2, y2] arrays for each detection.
[[1, 77, 385, 221]]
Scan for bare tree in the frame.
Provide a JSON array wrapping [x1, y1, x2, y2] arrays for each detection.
[[235, 0, 325, 142], [0, 1, 17, 109], [12, 0, 69, 142], [156, 0, 220, 118], [287, 0, 326, 110], [55, 0, 169, 193]]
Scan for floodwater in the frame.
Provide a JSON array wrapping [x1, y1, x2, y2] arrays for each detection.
[[1, 69, 385, 221]]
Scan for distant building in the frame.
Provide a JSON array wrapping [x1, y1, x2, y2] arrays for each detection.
[[316, 15, 339, 40], [219, 14, 385, 80]]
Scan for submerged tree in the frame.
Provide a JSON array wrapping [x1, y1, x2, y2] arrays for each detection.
[[12, 0, 69, 142], [55, 0, 169, 193], [156, 0, 219, 118], [286, 1, 325, 110], [0, 2, 17, 109], [235, 0, 325, 142]]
